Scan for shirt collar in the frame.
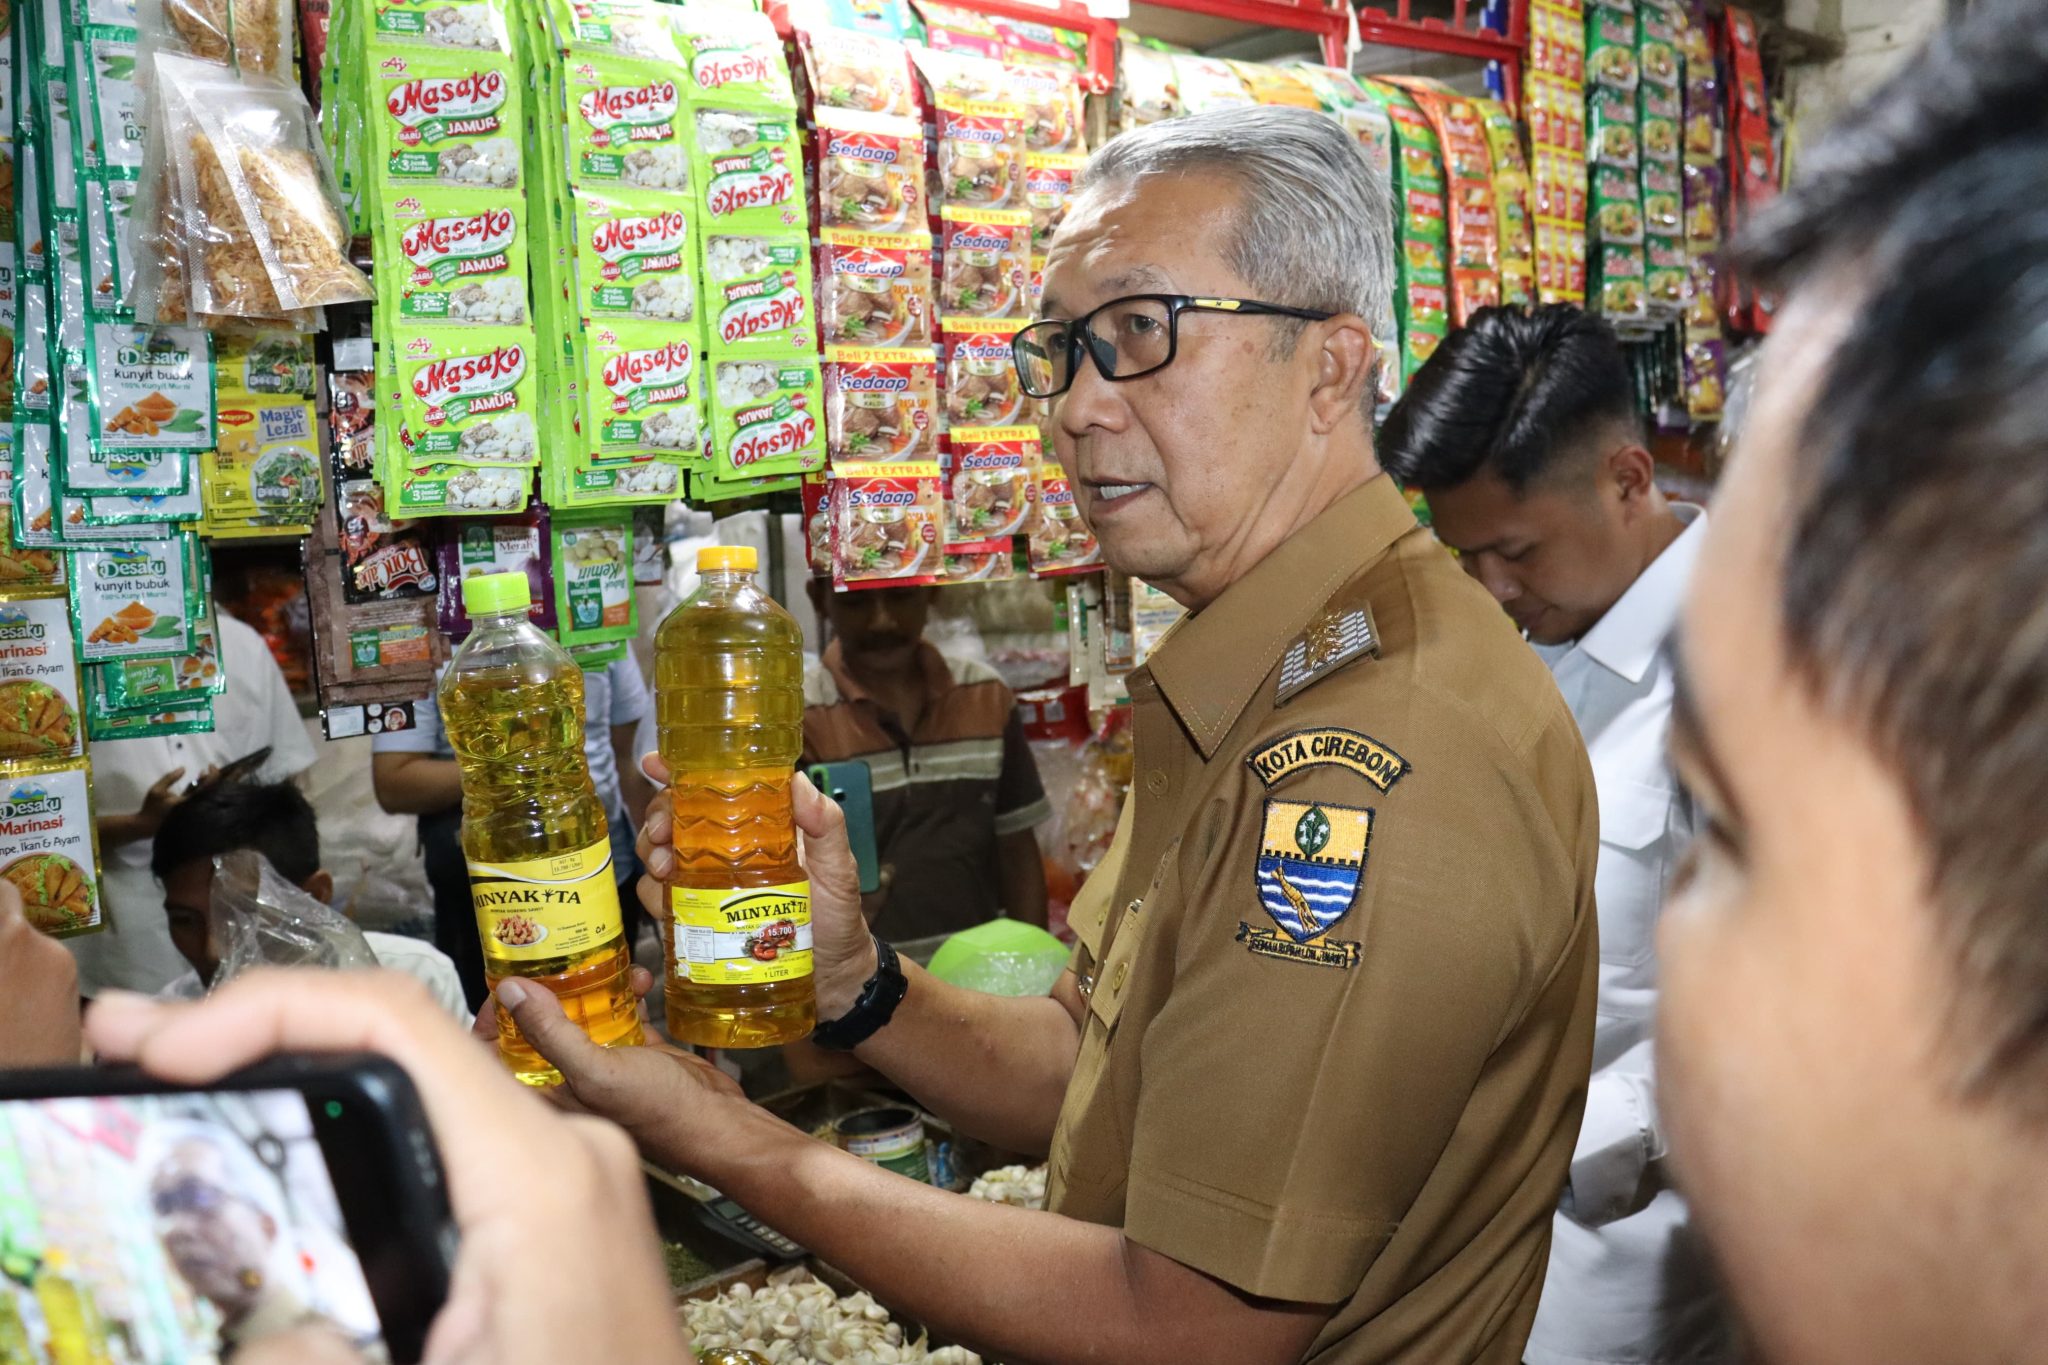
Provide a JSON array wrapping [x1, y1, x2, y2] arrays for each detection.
[[1143, 475, 1420, 759], [1572, 503, 1708, 685], [822, 638, 955, 710]]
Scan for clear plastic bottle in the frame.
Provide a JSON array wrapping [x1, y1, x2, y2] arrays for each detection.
[[655, 545, 813, 1047], [442, 571, 644, 1084]]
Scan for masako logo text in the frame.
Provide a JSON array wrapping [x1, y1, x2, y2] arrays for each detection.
[[386, 70, 507, 131], [693, 49, 776, 91], [730, 406, 817, 467], [579, 80, 680, 129], [706, 161, 795, 219], [413, 346, 526, 405], [401, 209, 516, 267], [603, 343, 693, 395], [589, 212, 689, 261], [719, 289, 806, 344]]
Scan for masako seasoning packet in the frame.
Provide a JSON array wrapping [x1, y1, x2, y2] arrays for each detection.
[[709, 353, 825, 479]]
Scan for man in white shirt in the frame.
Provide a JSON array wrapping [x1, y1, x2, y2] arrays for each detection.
[[1380, 304, 1731, 1365], [70, 612, 320, 996]]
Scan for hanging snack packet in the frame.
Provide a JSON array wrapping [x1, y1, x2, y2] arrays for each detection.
[[552, 512, 636, 646], [1596, 241, 1648, 320], [394, 327, 539, 467], [1171, 55, 1252, 113], [1227, 61, 1322, 110], [1028, 459, 1100, 576], [672, 5, 797, 111], [908, 41, 1007, 105], [1004, 62, 1084, 154], [88, 702, 214, 740], [69, 536, 200, 661], [935, 97, 1025, 210], [89, 322, 215, 457], [693, 105, 805, 231], [566, 59, 688, 193], [1023, 152, 1081, 251], [144, 0, 293, 76], [574, 189, 694, 322], [818, 228, 932, 348], [800, 25, 917, 119], [833, 461, 943, 588], [434, 507, 552, 635], [584, 323, 705, 463], [942, 316, 1028, 427], [0, 537, 64, 594], [159, 56, 370, 314], [825, 345, 938, 465], [384, 190, 529, 325], [374, 48, 522, 190], [0, 757, 103, 937], [709, 352, 826, 478], [88, 607, 225, 716], [939, 205, 1029, 318], [801, 473, 834, 575], [946, 425, 1038, 544], [0, 593, 84, 761], [1586, 2, 1640, 93], [374, 0, 515, 53], [814, 107, 922, 235], [1118, 42, 1181, 130], [700, 231, 816, 352]]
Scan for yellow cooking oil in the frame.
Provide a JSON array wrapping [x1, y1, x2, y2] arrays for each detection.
[[655, 545, 814, 1047], [442, 571, 643, 1085]]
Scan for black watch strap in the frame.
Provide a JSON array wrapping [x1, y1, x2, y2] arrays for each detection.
[[811, 936, 907, 1051]]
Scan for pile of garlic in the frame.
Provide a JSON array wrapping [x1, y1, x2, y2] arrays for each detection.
[[965, 1165, 1047, 1211], [683, 1266, 983, 1365]]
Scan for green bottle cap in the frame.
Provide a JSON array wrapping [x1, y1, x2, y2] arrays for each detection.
[[462, 571, 531, 618]]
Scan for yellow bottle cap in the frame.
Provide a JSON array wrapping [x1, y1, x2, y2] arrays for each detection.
[[462, 571, 532, 617], [698, 545, 758, 573]]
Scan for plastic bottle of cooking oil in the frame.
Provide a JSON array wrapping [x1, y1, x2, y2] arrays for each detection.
[[442, 571, 643, 1084], [656, 545, 813, 1046], [35, 1252, 108, 1365]]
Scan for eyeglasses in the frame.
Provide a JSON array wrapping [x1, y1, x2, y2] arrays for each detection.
[[153, 1177, 239, 1219], [1011, 293, 1336, 400]]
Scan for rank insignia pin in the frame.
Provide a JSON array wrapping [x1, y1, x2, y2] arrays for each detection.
[[1276, 604, 1380, 705]]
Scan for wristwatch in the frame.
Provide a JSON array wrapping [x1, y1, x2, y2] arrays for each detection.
[[811, 935, 907, 1052]]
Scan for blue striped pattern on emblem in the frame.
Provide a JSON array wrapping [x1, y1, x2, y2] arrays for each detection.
[[1256, 857, 1361, 943]]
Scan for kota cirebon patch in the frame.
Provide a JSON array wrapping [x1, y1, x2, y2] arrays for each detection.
[[1237, 799, 1370, 969], [1246, 727, 1410, 793]]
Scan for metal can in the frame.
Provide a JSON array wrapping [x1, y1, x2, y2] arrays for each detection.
[[832, 1105, 930, 1183]]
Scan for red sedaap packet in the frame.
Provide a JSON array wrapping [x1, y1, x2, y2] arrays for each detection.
[[1024, 152, 1083, 250], [818, 229, 934, 347], [833, 461, 945, 588], [942, 317, 1030, 428], [814, 108, 925, 235], [1029, 459, 1102, 575], [939, 206, 1031, 318], [934, 98, 1026, 210], [945, 425, 1039, 543], [799, 26, 919, 119], [825, 346, 940, 465]]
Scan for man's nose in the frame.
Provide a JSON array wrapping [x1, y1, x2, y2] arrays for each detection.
[[1465, 553, 1521, 605]]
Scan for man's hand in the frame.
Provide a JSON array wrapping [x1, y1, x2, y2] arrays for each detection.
[[0, 881, 82, 1066], [634, 757, 878, 1017], [84, 971, 693, 1365], [492, 976, 748, 1177]]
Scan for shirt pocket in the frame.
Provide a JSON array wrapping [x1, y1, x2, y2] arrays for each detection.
[[1594, 775, 1674, 968]]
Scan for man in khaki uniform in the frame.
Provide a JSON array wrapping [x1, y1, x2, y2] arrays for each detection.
[[506, 105, 1601, 1364]]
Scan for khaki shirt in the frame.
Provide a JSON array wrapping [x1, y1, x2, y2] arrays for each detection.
[[1047, 476, 1599, 1363]]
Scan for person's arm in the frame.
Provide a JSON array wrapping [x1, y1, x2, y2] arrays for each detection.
[[0, 882, 82, 1064], [996, 829, 1048, 928], [992, 709, 1052, 926], [500, 982, 1330, 1365], [1562, 1040, 1663, 1225], [632, 767, 1081, 1152], [612, 723, 655, 830], [97, 768, 191, 850], [371, 751, 463, 816]]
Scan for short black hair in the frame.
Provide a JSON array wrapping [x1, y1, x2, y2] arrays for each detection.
[[1735, 0, 2048, 1097], [1377, 303, 1638, 493], [150, 780, 321, 886]]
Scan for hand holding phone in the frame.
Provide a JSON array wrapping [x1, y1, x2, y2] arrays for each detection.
[[74, 972, 692, 1365]]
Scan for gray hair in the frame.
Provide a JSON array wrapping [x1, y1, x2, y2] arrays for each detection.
[[1079, 105, 1396, 358]]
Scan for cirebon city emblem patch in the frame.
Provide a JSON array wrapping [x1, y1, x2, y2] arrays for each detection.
[[1237, 799, 1371, 970]]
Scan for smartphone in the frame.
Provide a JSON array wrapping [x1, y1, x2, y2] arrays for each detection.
[[807, 761, 881, 895], [0, 1054, 454, 1364]]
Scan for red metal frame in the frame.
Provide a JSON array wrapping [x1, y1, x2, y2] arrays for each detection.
[[1357, 0, 1526, 109]]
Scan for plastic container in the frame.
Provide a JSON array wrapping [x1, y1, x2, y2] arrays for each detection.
[[655, 545, 813, 1046], [442, 571, 643, 1085]]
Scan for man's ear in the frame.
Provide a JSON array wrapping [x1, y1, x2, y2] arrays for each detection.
[[1307, 315, 1377, 435], [301, 869, 335, 906], [1608, 442, 1659, 507]]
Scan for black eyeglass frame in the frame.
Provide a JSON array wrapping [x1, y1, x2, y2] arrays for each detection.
[[1011, 293, 1338, 400]]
